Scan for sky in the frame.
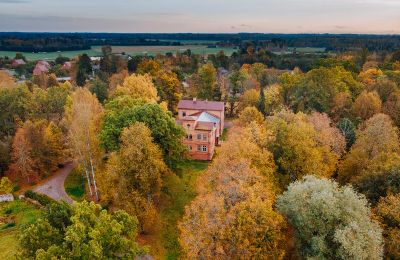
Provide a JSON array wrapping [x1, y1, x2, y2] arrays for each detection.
[[0, 0, 399, 34]]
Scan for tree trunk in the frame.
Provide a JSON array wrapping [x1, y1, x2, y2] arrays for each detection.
[[89, 154, 99, 201]]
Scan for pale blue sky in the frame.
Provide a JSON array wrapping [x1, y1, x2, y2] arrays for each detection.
[[0, 0, 399, 33]]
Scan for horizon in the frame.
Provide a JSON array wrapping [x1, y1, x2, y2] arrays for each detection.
[[1, 0, 399, 34]]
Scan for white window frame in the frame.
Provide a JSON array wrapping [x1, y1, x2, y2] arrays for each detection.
[[202, 145, 207, 152]]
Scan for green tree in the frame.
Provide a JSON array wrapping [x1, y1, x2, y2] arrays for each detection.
[[89, 78, 108, 103], [19, 201, 146, 259], [100, 101, 186, 167], [277, 175, 383, 260]]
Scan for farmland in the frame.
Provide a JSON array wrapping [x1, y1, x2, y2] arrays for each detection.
[[0, 45, 237, 61]]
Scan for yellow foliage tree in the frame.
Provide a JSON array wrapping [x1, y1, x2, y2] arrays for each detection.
[[351, 91, 382, 121], [113, 74, 158, 102], [237, 106, 264, 126]]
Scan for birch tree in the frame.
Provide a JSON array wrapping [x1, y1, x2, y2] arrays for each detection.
[[65, 88, 103, 201]]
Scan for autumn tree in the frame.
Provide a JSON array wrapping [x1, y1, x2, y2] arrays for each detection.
[[237, 106, 264, 126], [277, 175, 383, 260], [351, 91, 382, 121], [195, 63, 219, 100], [366, 78, 398, 103], [383, 90, 400, 127], [0, 177, 13, 194], [19, 201, 146, 259], [113, 73, 158, 102], [338, 114, 400, 188], [266, 110, 339, 186], [9, 120, 65, 181], [9, 127, 35, 183], [64, 88, 103, 200], [100, 123, 167, 232], [179, 158, 285, 259], [375, 194, 400, 259], [238, 88, 259, 112], [154, 71, 182, 113]]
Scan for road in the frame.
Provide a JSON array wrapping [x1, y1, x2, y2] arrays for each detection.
[[33, 162, 74, 204]]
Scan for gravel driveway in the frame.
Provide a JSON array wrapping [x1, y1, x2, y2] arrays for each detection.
[[33, 162, 74, 204]]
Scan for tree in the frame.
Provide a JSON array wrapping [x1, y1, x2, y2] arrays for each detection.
[[367, 78, 398, 103], [227, 70, 246, 116], [196, 63, 218, 100], [154, 71, 182, 113], [383, 90, 400, 127], [179, 158, 286, 259], [238, 88, 259, 112], [277, 175, 383, 260], [237, 106, 264, 126], [9, 127, 35, 183], [100, 123, 167, 232], [0, 177, 13, 194], [338, 114, 400, 185], [100, 101, 186, 167], [89, 78, 108, 103], [65, 88, 103, 201], [307, 112, 346, 156], [336, 118, 356, 149], [19, 201, 146, 259], [351, 91, 382, 121], [266, 110, 339, 186], [113, 74, 158, 102], [288, 67, 361, 113], [0, 70, 15, 89], [375, 194, 400, 259], [0, 84, 32, 136]]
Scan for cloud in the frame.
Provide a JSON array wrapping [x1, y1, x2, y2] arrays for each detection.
[[0, 0, 29, 3]]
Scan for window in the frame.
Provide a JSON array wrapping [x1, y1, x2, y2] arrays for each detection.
[[202, 145, 207, 152], [188, 145, 192, 151], [197, 134, 202, 140], [186, 124, 190, 128], [202, 134, 207, 141], [197, 144, 201, 151], [188, 134, 193, 140], [182, 111, 186, 117]]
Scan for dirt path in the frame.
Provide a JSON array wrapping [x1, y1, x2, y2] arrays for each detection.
[[33, 162, 74, 204]]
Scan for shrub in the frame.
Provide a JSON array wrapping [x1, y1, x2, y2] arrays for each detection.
[[24, 190, 55, 206]]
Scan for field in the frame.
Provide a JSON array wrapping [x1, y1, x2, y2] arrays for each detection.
[[140, 160, 209, 259], [0, 200, 43, 259], [0, 45, 237, 61]]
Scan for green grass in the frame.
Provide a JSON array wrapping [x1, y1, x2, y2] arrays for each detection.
[[0, 200, 43, 259], [145, 160, 209, 259], [64, 168, 86, 201]]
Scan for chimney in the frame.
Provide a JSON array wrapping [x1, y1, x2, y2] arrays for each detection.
[[193, 97, 197, 103]]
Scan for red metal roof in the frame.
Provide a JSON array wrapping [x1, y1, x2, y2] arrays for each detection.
[[178, 99, 224, 111]]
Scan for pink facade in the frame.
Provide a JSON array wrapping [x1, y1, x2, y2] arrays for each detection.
[[177, 99, 225, 161]]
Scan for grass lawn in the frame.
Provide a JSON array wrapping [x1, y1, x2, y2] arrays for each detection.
[[142, 160, 209, 259], [64, 168, 86, 201], [0, 200, 43, 259]]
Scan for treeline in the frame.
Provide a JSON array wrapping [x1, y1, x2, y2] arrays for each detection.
[[2, 32, 400, 52]]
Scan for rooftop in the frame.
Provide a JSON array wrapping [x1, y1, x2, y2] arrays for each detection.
[[178, 99, 224, 111]]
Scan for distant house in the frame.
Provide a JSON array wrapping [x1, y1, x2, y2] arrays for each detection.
[[33, 60, 50, 76], [11, 59, 26, 67], [176, 98, 225, 160]]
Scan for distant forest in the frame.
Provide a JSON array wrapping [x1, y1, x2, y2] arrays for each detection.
[[1, 32, 400, 52]]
